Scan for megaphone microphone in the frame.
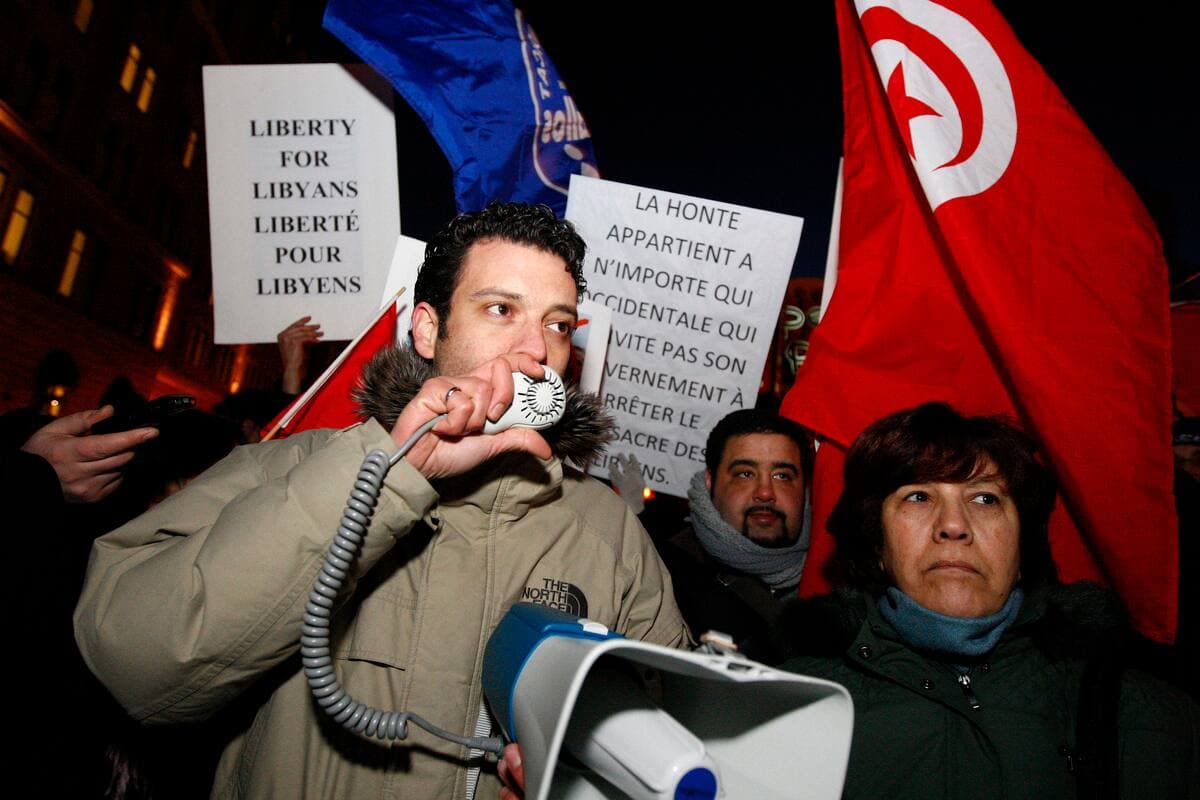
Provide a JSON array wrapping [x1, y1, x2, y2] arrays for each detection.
[[482, 367, 566, 433]]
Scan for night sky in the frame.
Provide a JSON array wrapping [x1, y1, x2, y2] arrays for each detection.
[[372, 2, 1197, 287]]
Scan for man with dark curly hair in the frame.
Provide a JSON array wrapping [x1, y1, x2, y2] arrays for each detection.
[[76, 202, 688, 800]]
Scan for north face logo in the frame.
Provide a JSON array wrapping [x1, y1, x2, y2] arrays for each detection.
[[522, 577, 589, 618]]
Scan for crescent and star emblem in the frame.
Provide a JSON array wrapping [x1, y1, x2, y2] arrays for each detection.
[[855, 0, 1017, 209]]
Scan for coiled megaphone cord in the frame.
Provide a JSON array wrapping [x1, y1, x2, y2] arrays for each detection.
[[301, 414, 505, 754]]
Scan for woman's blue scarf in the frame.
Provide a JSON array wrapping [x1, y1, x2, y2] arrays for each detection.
[[877, 586, 1024, 669]]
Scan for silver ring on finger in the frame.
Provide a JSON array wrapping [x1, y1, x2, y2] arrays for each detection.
[[444, 386, 461, 404]]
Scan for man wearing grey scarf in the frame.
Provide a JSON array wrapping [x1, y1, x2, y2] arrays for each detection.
[[656, 409, 814, 665]]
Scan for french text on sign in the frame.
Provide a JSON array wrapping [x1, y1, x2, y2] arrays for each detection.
[[566, 174, 802, 496], [634, 191, 742, 229]]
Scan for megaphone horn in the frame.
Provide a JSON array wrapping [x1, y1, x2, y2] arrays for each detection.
[[482, 603, 854, 800]]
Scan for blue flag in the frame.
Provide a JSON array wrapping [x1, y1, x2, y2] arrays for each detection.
[[324, 0, 599, 214]]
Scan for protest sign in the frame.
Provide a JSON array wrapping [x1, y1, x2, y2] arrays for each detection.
[[566, 174, 803, 496], [380, 234, 427, 340], [571, 298, 611, 396], [203, 64, 400, 343]]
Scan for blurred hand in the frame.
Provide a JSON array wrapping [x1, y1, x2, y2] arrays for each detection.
[[608, 452, 646, 514], [277, 315, 323, 394], [21, 406, 158, 504], [497, 743, 525, 800], [391, 354, 552, 480]]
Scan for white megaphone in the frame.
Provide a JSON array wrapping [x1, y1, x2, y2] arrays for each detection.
[[482, 604, 854, 800]]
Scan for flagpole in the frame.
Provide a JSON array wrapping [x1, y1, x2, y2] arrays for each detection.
[[818, 157, 844, 317], [261, 288, 406, 441]]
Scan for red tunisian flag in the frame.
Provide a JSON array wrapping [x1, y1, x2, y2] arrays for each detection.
[[262, 295, 401, 440], [784, 0, 1176, 641]]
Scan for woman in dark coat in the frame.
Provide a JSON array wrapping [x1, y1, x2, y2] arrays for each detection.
[[784, 402, 1198, 799]]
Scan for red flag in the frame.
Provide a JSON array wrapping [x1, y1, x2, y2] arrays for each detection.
[[262, 299, 400, 440], [785, 0, 1176, 641], [1172, 301, 1200, 416]]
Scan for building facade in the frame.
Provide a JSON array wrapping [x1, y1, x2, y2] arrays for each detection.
[[0, 0, 335, 414]]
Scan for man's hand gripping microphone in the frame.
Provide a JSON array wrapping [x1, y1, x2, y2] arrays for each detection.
[[302, 367, 566, 749]]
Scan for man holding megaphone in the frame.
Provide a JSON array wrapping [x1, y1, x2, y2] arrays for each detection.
[[75, 203, 688, 800]]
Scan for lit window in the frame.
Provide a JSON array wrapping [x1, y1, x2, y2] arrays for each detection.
[[74, 0, 94, 33], [2, 189, 35, 265], [229, 344, 249, 394], [58, 229, 88, 297], [119, 43, 140, 92], [182, 129, 198, 168], [153, 279, 178, 350], [136, 67, 156, 113], [153, 260, 189, 351]]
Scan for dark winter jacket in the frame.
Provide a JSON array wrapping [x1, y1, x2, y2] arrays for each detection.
[[783, 584, 1199, 799], [656, 524, 797, 664]]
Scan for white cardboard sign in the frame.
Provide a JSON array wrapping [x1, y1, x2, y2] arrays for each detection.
[[379, 234, 428, 342], [203, 64, 400, 343], [571, 298, 611, 397], [566, 175, 803, 497]]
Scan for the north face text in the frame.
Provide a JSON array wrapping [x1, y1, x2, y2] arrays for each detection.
[[522, 577, 589, 617]]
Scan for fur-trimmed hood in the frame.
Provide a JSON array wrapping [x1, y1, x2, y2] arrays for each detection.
[[353, 345, 614, 465]]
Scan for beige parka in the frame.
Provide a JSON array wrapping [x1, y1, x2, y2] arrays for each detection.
[[75, 393, 688, 798]]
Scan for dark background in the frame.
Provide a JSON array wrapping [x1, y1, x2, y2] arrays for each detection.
[[356, 2, 1197, 286]]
